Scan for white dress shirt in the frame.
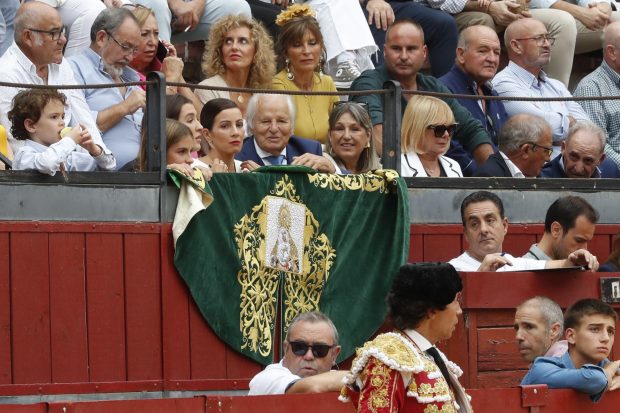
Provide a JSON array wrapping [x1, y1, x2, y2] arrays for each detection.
[[0, 42, 105, 153]]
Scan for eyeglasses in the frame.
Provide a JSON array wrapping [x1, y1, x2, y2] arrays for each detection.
[[288, 341, 335, 358], [105, 31, 139, 55], [427, 123, 458, 137], [514, 35, 556, 46], [28, 26, 66, 41], [529, 142, 553, 157]]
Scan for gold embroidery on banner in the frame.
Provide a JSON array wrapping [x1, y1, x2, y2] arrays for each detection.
[[307, 170, 401, 193], [235, 175, 336, 357]]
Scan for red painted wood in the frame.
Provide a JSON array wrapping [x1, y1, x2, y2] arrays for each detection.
[[49, 233, 88, 383], [408, 233, 423, 262], [124, 233, 163, 381], [10, 232, 51, 384], [85, 233, 126, 382], [0, 222, 161, 234], [504, 233, 538, 257], [590, 234, 612, 263], [423, 234, 462, 262], [0, 405, 46, 413], [189, 301, 227, 379], [50, 397, 207, 413], [161, 227, 192, 381], [0, 380, 162, 396], [461, 271, 605, 309], [206, 392, 355, 413], [0, 232, 11, 384], [477, 327, 528, 372], [225, 347, 261, 380]]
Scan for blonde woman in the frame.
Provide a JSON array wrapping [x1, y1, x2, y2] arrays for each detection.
[[400, 95, 462, 178], [197, 15, 275, 117]]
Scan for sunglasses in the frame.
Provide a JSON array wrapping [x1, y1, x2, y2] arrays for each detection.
[[332, 101, 369, 113], [288, 341, 335, 358], [427, 123, 458, 137]]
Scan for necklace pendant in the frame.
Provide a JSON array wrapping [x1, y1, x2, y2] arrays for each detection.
[[237, 94, 244, 104]]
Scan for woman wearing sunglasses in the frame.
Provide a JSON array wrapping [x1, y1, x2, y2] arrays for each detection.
[[400, 95, 462, 178]]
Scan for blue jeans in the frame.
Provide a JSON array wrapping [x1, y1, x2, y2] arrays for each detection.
[[366, 1, 457, 77]]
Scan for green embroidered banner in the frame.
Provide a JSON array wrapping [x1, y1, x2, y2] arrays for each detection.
[[173, 167, 410, 365]]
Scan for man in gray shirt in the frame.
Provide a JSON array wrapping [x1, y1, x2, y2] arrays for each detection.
[[523, 196, 598, 261]]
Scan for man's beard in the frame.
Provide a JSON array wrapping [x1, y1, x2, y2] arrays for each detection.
[[103, 61, 125, 79]]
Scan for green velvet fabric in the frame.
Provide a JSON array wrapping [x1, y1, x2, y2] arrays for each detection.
[[173, 167, 410, 365]]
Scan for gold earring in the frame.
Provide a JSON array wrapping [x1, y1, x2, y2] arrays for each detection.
[[286, 58, 294, 80]]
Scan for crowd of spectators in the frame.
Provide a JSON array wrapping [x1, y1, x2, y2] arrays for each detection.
[[1, 0, 620, 178]]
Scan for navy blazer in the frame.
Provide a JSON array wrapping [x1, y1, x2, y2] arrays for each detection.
[[235, 135, 323, 166], [540, 154, 620, 178], [440, 65, 507, 177], [474, 152, 512, 177]]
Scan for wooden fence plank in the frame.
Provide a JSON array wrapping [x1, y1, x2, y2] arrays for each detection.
[[86, 233, 126, 382], [124, 233, 162, 381], [49, 233, 88, 383], [161, 227, 191, 383], [10, 232, 51, 384], [0, 233, 11, 384]]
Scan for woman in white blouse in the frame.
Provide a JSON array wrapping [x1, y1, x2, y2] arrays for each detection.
[[400, 95, 462, 178]]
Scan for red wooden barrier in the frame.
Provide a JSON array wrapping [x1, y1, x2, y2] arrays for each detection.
[[0, 221, 619, 397], [1, 389, 620, 412]]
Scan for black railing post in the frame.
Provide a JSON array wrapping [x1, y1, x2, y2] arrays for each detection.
[[382, 80, 402, 172], [146, 71, 167, 221]]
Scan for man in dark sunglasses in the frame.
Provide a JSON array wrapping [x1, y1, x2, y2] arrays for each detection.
[[342, 263, 474, 413], [249, 311, 347, 395]]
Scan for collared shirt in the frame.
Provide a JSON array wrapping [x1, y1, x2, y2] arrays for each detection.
[[403, 329, 433, 352], [248, 360, 301, 395], [439, 64, 507, 144], [522, 243, 552, 260], [500, 151, 525, 178], [68, 48, 143, 170], [521, 351, 609, 402], [13, 138, 115, 175], [493, 61, 590, 144], [574, 60, 620, 169], [449, 251, 547, 272], [254, 139, 288, 165], [0, 42, 105, 152]]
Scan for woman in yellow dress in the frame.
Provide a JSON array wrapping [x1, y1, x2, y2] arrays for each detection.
[[272, 4, 340, 145]]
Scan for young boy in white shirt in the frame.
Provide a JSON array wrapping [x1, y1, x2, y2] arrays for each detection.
[[8, 88, 115, 175]]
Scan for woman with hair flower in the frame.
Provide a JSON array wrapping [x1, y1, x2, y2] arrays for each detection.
[[272, 4, 340, 145], [197, 15, 275, 117]]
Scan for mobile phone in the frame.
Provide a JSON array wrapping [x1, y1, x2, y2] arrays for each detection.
[[156, 41, 168, 62]]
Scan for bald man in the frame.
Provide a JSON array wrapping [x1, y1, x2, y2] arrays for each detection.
[[440, 25, 508, 175], [493, 18, 589, 158], [574, 21, 620, 170], [0, 1, 107, 157]]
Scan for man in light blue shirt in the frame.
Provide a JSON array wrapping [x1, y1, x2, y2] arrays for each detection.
[[522, 298, 620, 402], [493, 18, 589, 158], [68, 8, 143, 170]]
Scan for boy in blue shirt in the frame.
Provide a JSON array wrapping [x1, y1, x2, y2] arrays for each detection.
[[521, 298, 620, 402]]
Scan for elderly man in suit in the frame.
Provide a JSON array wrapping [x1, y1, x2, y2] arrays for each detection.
[[541, 121, 620, 178], [237, 93, 334, 172], [475, 114, 552, 178]]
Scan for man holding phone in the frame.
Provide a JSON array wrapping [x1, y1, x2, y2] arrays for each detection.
[[248, 311, 348, 395]]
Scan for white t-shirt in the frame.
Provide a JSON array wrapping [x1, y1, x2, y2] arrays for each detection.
[[449, 252, 547, 272], [248, 360, 300, 395]]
